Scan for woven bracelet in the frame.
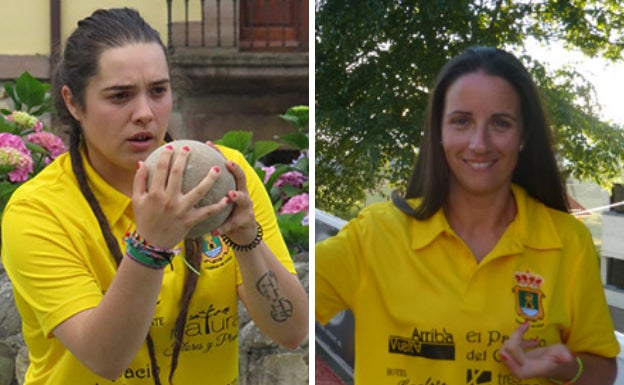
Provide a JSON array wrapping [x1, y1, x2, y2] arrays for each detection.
[[125, 248, 171, 269], [123, 231, 175, 270], [221, 223, 263, 252]]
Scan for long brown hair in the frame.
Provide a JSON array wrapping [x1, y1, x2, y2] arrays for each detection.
[[392, 46, 569, 219], [53, 8, 200, 384]]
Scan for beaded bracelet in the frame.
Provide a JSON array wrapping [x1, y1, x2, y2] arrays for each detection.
[[221, 223, 263, 252], [123, 230, 176, 270], [550, 356, 583, 385]]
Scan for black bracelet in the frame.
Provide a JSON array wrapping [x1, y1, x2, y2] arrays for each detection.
[[221, 223, 263, 252]]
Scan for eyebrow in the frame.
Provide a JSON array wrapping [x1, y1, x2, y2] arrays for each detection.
[[101, 78, 170, 92], [445, 110, 519, 121]]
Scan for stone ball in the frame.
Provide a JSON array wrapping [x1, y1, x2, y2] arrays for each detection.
[[144, 140, 235, 238]]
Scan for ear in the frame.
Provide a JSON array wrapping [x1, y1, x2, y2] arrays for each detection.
[[61, 85, 83, 122]]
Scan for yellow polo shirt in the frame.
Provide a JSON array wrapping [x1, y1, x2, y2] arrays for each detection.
[[316, 184, 619, 385], [2, 146, 295, 385]]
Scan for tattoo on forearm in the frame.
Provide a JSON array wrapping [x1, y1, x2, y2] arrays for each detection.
[[256, 271, 293, 322]]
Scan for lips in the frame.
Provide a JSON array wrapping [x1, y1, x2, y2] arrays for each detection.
[[466, 160, 496, 170], [128, 132, 154, 142]]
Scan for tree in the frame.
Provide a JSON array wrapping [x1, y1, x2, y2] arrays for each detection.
[[316, 0, 624, 217]]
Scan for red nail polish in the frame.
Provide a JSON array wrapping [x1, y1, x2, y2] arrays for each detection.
[[500, 353, 508, 361], [226, 197, 231, 204], [213, 166, 220, 173], [165, 144, 173, 150], [137, 161, 143, 169], [211, 230, 220, 236], [182, 146, 190, 152], [230, 192, 237, 199]]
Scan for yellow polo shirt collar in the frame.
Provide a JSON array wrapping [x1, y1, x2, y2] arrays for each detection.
[[409, 184, 564, 254], [81, 149, 133, 228]]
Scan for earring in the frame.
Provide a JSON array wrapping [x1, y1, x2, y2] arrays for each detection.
[[519, 143, 525, 151]]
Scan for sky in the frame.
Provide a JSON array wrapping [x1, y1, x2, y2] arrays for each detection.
[[526, 40, 624, 125]]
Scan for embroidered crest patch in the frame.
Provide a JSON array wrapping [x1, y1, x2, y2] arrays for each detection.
[[512, 271, 545, 321]]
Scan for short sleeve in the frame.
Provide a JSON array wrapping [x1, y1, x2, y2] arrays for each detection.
[[1, 196, 107, 338], [563, 226, 620, 357], [315, 217, 364, 325]]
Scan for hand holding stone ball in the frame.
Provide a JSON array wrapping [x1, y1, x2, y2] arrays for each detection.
[[144, 140, 236, 238]]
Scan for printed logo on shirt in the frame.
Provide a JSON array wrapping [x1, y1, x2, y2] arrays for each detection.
[[163, 303, 239, 356], [512, 271, 545, 321], [466, 369, 492, 384], [202, 236, 226, 262], [393, 378, 447, 385], [388, 327, 455, 360], [201, 236, 233, 270]]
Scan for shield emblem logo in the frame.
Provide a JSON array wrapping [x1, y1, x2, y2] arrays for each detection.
[[513, 271, 545, 321], [513, 286, 545, 320], [202, 236, 226, 262]]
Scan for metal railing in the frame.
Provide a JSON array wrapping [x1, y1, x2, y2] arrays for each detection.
[[165, 0, 308, 52]]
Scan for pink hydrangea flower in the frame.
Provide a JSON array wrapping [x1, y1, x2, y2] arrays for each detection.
[[0, 133, 33, 182], [279, 192, 309, 215], [261, 165, 276, 184], [5, 111, 43, 131], [27, 131, 67, 161], [275, 171, 307, 189]]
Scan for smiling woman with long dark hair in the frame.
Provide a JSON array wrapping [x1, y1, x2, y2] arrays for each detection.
[[316, 47, 618, 385]]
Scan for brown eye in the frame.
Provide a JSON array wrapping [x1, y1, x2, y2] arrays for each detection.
[[151, 86, 168, 97], [109, 92, 129, 102], [491, 118, 513, 131], [449, 116, 470, 129]]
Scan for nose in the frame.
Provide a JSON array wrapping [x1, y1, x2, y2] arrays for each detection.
[[132, 94, 154, 125], [468, 123, 490, 152]]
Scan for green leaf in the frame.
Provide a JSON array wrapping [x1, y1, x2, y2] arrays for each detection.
[[281, 184, 303, 199], [0, 118, 17, 134], [278, 132, 309, 150], [276, 211, 309, 254], [15, 72, 47, 108], [0, 165, 16, 174], [0, 181, 21, 217], [279, 105, 309, 130], [3, 83, 20, 110], [24, 142, 47, 154], [291, 154, 309, 173], [214, 131, 253, 154], [253, 140, 281, 162]]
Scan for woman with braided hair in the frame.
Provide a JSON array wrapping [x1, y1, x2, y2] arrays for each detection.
[[1, 7, 308, 385]]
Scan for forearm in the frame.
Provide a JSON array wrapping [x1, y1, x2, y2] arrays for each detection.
[[236, 242, 308, 349], [553, 353, 616, 385], [53, 256, 163, 380]]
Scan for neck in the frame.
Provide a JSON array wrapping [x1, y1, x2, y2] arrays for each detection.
[[444, 187, 516, 231], [103, 171, 135, 197], [86, 154, 135, 197]]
